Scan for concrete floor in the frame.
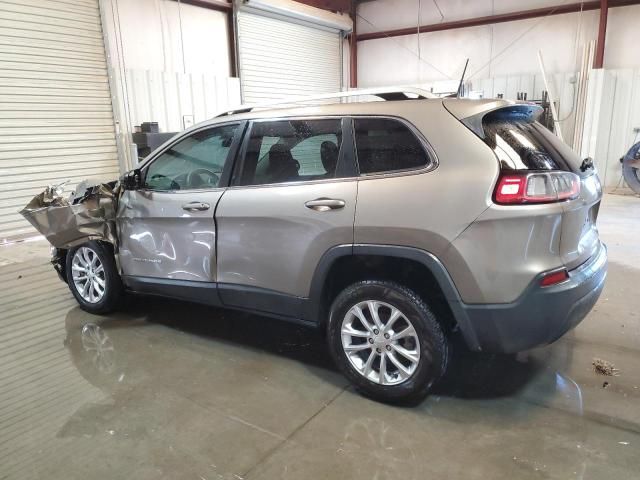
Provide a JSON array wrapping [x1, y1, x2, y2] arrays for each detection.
[[1, 193, 639, 480]]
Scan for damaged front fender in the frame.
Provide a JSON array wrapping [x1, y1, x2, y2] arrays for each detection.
[[20, 180, 120, 249]]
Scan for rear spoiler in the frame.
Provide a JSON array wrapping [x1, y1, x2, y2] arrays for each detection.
[[443, 99, 543, 139]]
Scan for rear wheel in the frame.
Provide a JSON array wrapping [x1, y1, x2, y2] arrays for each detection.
[[327, 280, 449, 403], [66, 241, 123, 314]]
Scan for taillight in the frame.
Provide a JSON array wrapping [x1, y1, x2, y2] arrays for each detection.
[[494, 171, 580, 205]]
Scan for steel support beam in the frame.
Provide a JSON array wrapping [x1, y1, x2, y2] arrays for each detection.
[[349, 0, 357, 87], [227, 0, 238, 77], [594, 0, 609, 68], [357, 0, 640, 41], [177, 0, 232, 12]]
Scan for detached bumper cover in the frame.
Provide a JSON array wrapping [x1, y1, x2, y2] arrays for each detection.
[[458, 243, 607, 353]]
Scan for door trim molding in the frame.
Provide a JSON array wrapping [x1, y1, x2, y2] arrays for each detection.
[[123, 276, 222, 306], [122, 275, 316, 327], [218, 283, 314, 326]]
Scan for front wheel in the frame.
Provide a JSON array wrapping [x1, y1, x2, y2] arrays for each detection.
[[327, 280, 449, 404], [66, 241, 123, 314]]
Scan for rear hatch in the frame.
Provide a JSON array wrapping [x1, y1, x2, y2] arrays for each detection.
[[444, 99, 602, 270]]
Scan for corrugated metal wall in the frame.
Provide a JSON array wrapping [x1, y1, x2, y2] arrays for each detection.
[[124, 69, 241, 133], [237, 11, 342, 103], [581, 67, 640, 189], [0, 0, 119, 242]]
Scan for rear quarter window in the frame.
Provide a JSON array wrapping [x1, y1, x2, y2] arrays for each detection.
[[354, 118, 429, 175]]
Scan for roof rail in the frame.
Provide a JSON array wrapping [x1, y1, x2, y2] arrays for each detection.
[[216, 86, 436, 117]]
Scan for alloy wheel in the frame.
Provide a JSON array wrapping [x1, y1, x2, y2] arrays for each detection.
[[341, 300, 421, 385], [71, 247, 106, 304]]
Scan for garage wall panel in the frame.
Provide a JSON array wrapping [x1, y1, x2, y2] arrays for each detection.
[[237, 11, 342, 103], [123, 69, 241, 134], [0, 0, 119, 242]]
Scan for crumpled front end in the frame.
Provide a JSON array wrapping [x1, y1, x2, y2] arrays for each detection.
[[19, 180, 120, 250]]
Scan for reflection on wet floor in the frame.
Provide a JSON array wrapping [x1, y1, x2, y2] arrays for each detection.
[[1, 195, 640, 480]]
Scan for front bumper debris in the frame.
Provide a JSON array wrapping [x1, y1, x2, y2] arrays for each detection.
[[19, 180, 119, 249], [51, 247, 67, 282]]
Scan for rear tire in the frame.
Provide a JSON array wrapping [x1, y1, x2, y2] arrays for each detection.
[[327, 280, 449, 404], [66, 241, 123, 315]]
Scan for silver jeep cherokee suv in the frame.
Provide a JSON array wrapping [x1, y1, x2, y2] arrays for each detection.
[[54, 89, 607, 403]]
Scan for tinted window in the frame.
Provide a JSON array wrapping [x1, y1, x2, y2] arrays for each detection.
[[144, 124, 238, 190], [239, 119, 342, 186], [482, 113, 587, 176], [354, 118, 428, 174]]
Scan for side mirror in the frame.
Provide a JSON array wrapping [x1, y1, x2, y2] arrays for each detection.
[[121, 169, 142, 191]]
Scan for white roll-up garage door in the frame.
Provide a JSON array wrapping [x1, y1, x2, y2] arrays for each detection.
[[0, 0, 120, 242], [237, 10, 342, 104]]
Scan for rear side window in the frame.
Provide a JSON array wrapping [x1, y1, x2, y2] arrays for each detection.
[[482, 113, 586, 176], [354, 118, 428, 175], [238, 119, 342, 186]]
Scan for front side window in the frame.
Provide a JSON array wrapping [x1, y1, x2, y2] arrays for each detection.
[[144, 124, 239, 190], [238, 119, 342, 186], [353, 118, 428, 175]]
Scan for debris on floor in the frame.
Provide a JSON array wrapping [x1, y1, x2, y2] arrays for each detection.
[[593, 358, 620, 376]]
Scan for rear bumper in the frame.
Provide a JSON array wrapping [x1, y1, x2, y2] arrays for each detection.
[[457, 243, 607, 353]]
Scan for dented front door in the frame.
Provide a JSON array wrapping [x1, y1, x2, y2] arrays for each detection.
[[117, 189, 225, 281], [117, 123, 243, 282]]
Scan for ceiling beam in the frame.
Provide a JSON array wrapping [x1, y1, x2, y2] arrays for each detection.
[[357, 0, 640, 41], [293, 0, 352, 13], [176, 0, 232, 12]]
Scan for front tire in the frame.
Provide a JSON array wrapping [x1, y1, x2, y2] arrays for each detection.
[[327, 280, 448, 404], [66, 241, 123, 314]]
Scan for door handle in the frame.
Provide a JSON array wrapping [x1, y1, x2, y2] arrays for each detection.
[[304, 198, 346, 212], [182, 202, 210, 212]]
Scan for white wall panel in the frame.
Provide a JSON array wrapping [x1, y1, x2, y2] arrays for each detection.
[[357, 0, 640, 86], [0, 0, 119, 242], [124, 69, 240, 133], [112, 0, 231, 77], [581, 68, 640, 188], [604, 5, 640, 69], [101, 0, 238, 170]]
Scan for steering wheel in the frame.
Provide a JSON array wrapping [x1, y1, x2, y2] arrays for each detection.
[[149, 173, 180, 191], [186, 168, 220, 188]]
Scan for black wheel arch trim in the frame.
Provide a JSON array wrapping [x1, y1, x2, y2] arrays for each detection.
[[305, 243, 481, 351]]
